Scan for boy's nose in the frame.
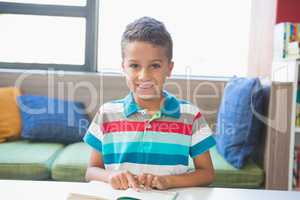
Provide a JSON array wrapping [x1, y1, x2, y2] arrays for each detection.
[[138, 68, 150, 81]]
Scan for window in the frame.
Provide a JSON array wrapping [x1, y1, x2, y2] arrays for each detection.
[[98, 0, 252, 77], [0, 0, 98, 71], [4, 0, 86, 6], [0, 14, 85, 65], [0, 0, 251, 76]]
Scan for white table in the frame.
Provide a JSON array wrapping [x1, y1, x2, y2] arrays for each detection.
[[1, 180, 300, 200]]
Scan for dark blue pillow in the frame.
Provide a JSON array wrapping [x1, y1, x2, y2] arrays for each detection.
[[18, 95, 90, 144], [215, 77, 264, 168]]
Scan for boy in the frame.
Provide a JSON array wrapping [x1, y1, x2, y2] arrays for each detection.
[[84, 16, 216, 190]]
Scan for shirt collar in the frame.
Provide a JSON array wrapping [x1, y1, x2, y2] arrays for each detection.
[[123, 90, 181, 119]]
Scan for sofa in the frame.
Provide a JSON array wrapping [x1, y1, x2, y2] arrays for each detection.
[[0, 70, 293, 190]]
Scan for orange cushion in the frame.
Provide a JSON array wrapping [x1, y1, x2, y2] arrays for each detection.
[[0, 87, 22, 142]]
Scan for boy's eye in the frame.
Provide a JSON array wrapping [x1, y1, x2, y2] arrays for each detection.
[[151, 63, 161, 69], [129, 64, 139, 68]]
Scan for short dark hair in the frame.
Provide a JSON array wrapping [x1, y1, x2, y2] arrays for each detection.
[[121, 16, 173, 61]]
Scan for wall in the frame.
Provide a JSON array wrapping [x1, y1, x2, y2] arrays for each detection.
[[247, 0, 277, 78]]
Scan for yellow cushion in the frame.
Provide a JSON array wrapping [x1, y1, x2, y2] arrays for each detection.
[[0, 87, 22, 142]]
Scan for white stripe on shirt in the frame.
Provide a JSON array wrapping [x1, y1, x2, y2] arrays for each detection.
[[105, 162, 190, 176]]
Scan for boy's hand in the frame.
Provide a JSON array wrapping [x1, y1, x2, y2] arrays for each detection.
[[108, 171, 139, 190], [152, 175, 170, 190], [137, 173, 155, 190], [137, 173, 170, 190]]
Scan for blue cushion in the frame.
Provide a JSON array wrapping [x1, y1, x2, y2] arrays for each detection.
[[18, 95, 90, 144], [215, 77, 264, 169]]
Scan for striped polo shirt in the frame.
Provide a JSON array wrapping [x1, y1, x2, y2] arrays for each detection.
[[84, 90, 216, 175]]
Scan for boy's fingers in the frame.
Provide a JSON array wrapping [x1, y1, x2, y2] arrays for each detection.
[[125, 173, 139, 190], [156, 180, 163, 190], [151, 176, 158, 188], [145, 174, 154, 189], [112, 176, 122, 189], [152, 176, 163, 189], [120, 173, 129, 189], [138, 173, 147, 185]]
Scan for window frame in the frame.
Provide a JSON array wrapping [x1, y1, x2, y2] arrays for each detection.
[[0, 0, 99, 72]]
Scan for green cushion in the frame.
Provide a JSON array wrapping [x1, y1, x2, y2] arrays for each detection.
[[0, 140, 64, 180], [188, 146, 264, 188], [52, 143, 264, 188], [51, 142, 91, 182]]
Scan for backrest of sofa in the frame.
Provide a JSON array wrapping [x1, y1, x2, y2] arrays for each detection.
[[0, 71, 227, 129]]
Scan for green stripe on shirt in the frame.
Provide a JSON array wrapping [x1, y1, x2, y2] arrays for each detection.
[[102, 141, 189, 156]]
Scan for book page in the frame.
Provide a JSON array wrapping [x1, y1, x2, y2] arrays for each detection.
[[67, 181, 178, 200], [67, 188, 178, 200], [67, 193, 110, 200], [117, 188, 178, 200]]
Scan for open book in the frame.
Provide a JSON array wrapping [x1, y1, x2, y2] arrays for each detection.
[[67, 188, 178, 200]]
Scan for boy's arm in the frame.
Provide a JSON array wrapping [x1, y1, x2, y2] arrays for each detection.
[[162, 151, 215, 189], [85, 149, 110, 182], [85, 150, 140, 190]]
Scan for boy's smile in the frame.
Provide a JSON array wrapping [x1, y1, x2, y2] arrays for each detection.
[[122, 41, 174, 107]]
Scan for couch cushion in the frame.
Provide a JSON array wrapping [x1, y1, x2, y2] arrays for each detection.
[[210, 146, 264, 188], [53, 143, 264, 188], [0, 140, 64, 180], [0, 87, 22, 143], [215, 77, 264, 168], [18, 95, 90, 144], [51, 142, 91, 181], [188, 146, 264, 188]]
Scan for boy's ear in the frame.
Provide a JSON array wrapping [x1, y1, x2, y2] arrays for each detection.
[[167, 61, 174, 77], [121, 61, 125, 71]]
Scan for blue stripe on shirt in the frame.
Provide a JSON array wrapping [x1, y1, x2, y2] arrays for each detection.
[[190, 135, 216, 158], [83, 132, 102, 152], [103, 152, 189, 166]]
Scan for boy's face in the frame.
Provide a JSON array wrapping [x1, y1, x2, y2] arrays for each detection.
[[122, 41, 174, 100]]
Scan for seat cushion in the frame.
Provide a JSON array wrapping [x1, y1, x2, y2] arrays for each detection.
[[210, 146, 264, 188], [53, 143, 264, 188], [188, 146, 264, 188], [51, 142, 91, 182], [0, 140, 64, 180]]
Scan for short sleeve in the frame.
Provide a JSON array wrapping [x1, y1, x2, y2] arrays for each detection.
[[83, 107, 103, 153], [189, 111, 216, 158]]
